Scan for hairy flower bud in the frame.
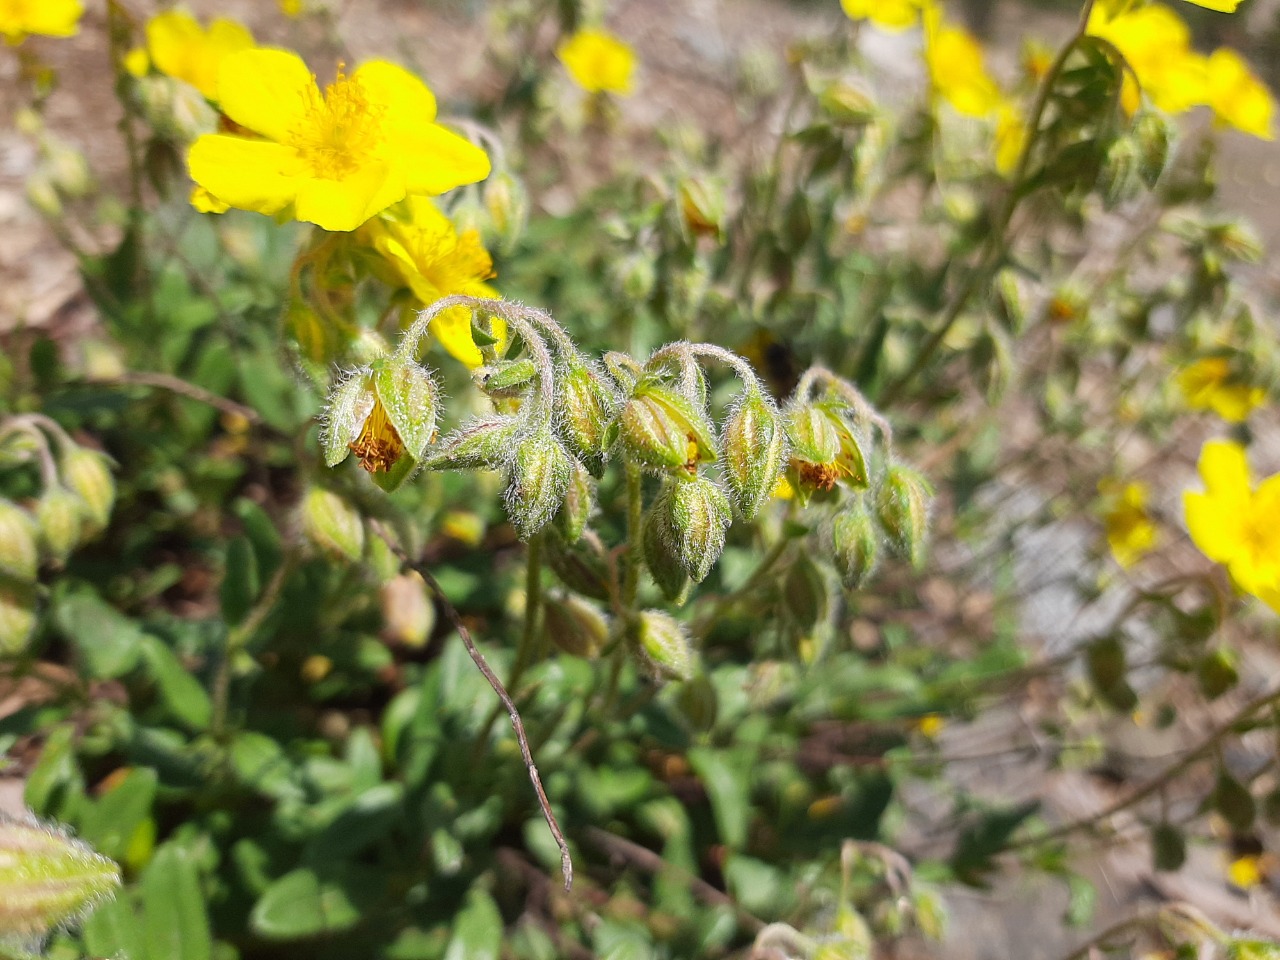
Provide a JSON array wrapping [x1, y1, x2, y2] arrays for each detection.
[[1132, 109, 1175, 190], [559, 363, 617, 477], [60, 448, 115, 534], [819, 80, 876, 125], [678, 177, 726, 240], [543, 594, 609, 659], [504, 429, 573, 540], [36, 487, 84, 567], [629, 609, 695, 683], [786, 402, 868, 498], [876, 464, 932, 569], [322, 359, 439, 491], [474, 358, 537, 398], [1100, 136, 1141, 209], [484, 170, 529, 252], [556, 460, 595, 544], [301, 487, 365, 563], [544, 527, 612, 601], [0, 501, 38, 583], [433, 416, 521, 471], [0, 816, 120, 936], [649, 476, 731, 586], [831, 499, 879, 589], [643, 510, 692, 604], [723, 390, 788, 520], [618, 382, 718, 474], [0, 581, 37, 656]]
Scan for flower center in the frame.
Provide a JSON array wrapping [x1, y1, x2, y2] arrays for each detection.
[[290, 67, 385, 180], [349, 398, 403, 473]]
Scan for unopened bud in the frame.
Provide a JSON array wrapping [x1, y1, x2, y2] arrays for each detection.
[[301, 488, 365, 563], [629, 610, 695, 683], [544, 527, 612, 601], [819, 81, 876, 125], [36, 487, 84, 566], [504, 429, 573, 540], [0, 501, 38, 583], [992, 269, 1027, 335], [1214, 220, 1264, 264], [484, 170, 529, 251], [618, 383, 718, 474], [678, 177, 726, 240], [722, 390, 789, 520], [0, 816, 120, 936], [559, 363, 617, 477], [1133, 109, 1175, 190], [60, 448, 115, 534], [831, 500, 879, 589], [612, 252, 657, 302], [0, 581, 37, 656], [381, 572, 435, 648], [1100, 136, 1141, 209], [649, 476, 731, 585], [433, 416, 520, 471], [787, 403, 841, 467], [543, 594, 609, 658], [783, 554, 828, 632], [556, 460, 595, 544], [875, 464, 932, 569], [643, 508, 692, 603], [474, 358, 536, 398]]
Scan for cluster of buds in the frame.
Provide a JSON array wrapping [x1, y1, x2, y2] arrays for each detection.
[[320, 297, 933, 680], [0, 415, 116, 655]]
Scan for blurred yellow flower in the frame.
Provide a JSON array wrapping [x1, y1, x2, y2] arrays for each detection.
[[917, 713, 946, 738], [994, 101, 1027, 176], [1176, 357, 1266, 422], [1089, 4, 1207, 114], [557, 28, 636, 95], [840, 0, 922, 32], [190, 185, 230, 214], [1207, 48, 1274, 140], [279, 0, 304, 16], [145, 10, 255, 100], [0, 0, 82, 43], [123, 46, 151, 77], [1229, 854, 1262, 889], [188, 50, 490, 233], [923, 6, 1002, 117], [1184, 440, 1280, 613], [1099, 479, 1159, 568], [363, 197, 504, 367]]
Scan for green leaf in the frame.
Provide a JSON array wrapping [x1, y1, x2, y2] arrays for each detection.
[[1063, 873, 1096, 928], [219, 536, 259, 626], [81, 893, 143, 960], [52, 584, 143, 680], [23, 725, 83, 822], [141, 843, 212, 960], [138, 637, 212, 732], [250, 868, 367, 940], [233, 499, 283, 582], [688, 747, 752, 850], [951, 801, 1039, 887], [79, 768, 157, 862], [443, 888, 502, 960]]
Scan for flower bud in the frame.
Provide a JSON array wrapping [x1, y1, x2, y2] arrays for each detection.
[[818, 81, 876, 125], [1100, 136, 1141, 209], [381, 573, 435, 648], [301, 488, 365, 563], [678, 177, 726, 241], [0, 816, 120, 936], [1132, 108, 1175, 190], [830, 499, 879, 589], [875, 464, 932, 569], [60, 448, 115, 534], [1214, 220, 1264, 264], [556, 460, 595, 544], [722, 390, 789, 520], [649, 476, 731, 585], [612, 251, 657, 302], [628, 610, 695, 683], [36, 487, 84, 566], [559, 363, 617, 477], [544, 527, 612, 601], [992, 269, 1027, 335], [474, 358, 537, 398], [0, 501, 38, 583], [504, 429, 573, 540], [543, 594, 609, 659], [618, 382, 718, 474], [643, 507, 692, 604], [0, 581, 37, 656], [484, 170, 529, 251], [786, 403, 867, 497], [433, 416, 520, 471]]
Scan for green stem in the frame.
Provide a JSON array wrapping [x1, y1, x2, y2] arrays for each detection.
[[879, 0, 1099, 406]]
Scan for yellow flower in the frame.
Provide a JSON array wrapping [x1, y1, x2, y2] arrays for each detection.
[[1089, 4, 1207, 115], [916, 713, 946, 738], [188, 50, 490, 233], [123, 47, 151, 78], [0, 0, 82, 43], [1228, 854, 1263, 889], [1176, 357, 1266, 422], [840, 0, 922, 32], [190, 185, 230, 214], [1099, 479, 1159, 568], [994, 101, 1028, 176], [145, 10, 255, 100], [923, 5, 1002, 117], [1184, 440, 1280, 613], [556, 28, 637, 96], [1207, 48, 1274, 140], [363, 197, 504, 367], [279, 0, 304, 16]]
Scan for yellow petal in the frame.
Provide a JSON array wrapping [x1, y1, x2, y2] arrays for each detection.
[[1209, 383, 1266, 423], [190, 184, 230, 214], [556, 29, 637, 95], [188, 135, 300, 216], [146, 10, 202, 83], [1182, 0, 1241, 10], [1198, 439, 1251, 500], [293, 163, 404, 232], [1184, 489, 1246, 564], [387, 124, 491, 196], [1208, 47, 1274, 140], [217, 48, 315, 142], [352, 60, 437, 127], [123, 46, 150, 77], [2, 0, 82, 38]]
